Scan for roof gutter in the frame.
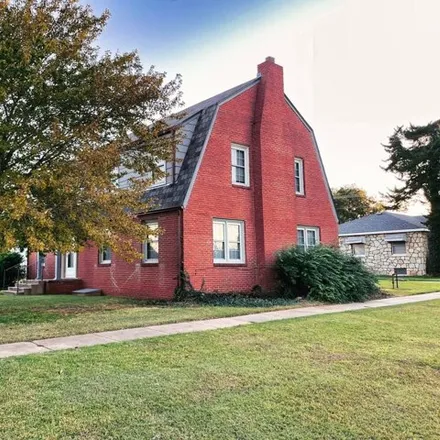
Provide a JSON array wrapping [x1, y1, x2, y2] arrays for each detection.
[[339, 228, 429, 237]]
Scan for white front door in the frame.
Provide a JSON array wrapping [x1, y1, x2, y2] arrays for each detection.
[[64, 252, 77, 278]]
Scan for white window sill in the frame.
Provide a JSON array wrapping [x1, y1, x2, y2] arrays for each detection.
[[295, 192, 305, 196], [391, 254, 407, 257], [143, 259, 158, 264], [99, 260, 111, 265], [214, 260, 245, 265]]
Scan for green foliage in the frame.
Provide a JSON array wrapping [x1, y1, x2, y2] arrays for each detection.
[[0, 0, 182, 258], [275, 246, 379, 303], [332, 185, 385, 223], [383, 121, 440, 274], [0, 251, 23, 287]]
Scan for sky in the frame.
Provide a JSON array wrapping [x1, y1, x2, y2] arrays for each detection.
[[88, 0, 440, 214]]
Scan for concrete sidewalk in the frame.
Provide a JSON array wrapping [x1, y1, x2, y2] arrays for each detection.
[[1, 292, 440, 359]]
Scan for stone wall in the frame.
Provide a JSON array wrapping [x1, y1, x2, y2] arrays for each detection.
[[339, 232, 428, 275]]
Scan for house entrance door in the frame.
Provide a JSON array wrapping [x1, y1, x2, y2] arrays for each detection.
[[64, 252, 77, 278]]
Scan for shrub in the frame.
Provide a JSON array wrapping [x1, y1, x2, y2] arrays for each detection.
[[0, 251, 24, 288], [275, 245, 379, 303]]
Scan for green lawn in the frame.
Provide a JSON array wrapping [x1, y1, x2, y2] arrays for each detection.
[[379, 277, 440, 296], [1, 300, 439, 439], [0, 294, 306, 345]]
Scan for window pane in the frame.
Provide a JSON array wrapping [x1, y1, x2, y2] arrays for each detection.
[[67, 253, 74, 267], [213, 222, 224, 241], [297, 229, 305, 246], [213, 241, 225, 259], [235, 149, 245, 167], [307, 230, 317, 247], [295, 161, 300, 177], [228, 223, 240, 243], [392, 242, 406, 254], [352, 243, 365, 256], [147, 241, 159, 260], [234, 166, 245, 184], [228, 242, 241, 260], [295, 177, 301, 193]]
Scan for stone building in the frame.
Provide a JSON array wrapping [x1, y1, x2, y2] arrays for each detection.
[[339, 212, 428, 275]]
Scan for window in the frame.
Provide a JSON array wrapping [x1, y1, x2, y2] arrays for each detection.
[[143, 222, 159, 263], [99, 247, 111, 264], [297, 226, 319, 250], [351, 243, 365, 257], [213, 219, 245, 263], [231, 144, 249, 186], [151, 160, 166, 187], [391, 241, 406, 255], [294, 158, 304, 195]]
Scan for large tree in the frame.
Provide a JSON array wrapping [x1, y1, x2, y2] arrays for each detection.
[[332, 185, 385, 223], [0, 0, 182, 258], [384, 121, 440, 274]]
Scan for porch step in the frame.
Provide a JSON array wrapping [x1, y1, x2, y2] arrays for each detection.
[[72, 288, 102, 296], [7, 286, 31, 295]]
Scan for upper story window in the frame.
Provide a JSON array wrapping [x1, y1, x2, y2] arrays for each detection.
[[142, 222, 159, 263], [150, 160, 166, 187], [297, 226, 319, 251], [99, 247, 112, 264], [231, 144, 250, 187], [294, 158, 304, 195], [391, 241, 406, 255], [213, 219, 245, 264]]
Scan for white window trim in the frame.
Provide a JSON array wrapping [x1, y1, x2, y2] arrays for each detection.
[[99, 247, 111, 265], [213, 219, 246, 264], [297, 226, 320, 250], [142, 222, 159, 263], [231, 144, 250, 187], [295, 158, 305, 195]]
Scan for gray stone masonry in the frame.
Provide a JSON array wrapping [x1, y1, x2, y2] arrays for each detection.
[[339, 231, 428, 275]]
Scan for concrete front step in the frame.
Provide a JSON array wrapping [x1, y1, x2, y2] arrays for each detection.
[[7, 286, 31, 295]]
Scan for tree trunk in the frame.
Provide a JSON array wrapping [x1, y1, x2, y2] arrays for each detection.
[[426, 205, 440, 275]]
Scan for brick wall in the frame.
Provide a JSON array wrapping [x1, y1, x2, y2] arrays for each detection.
[[27, 210, 181, 299], [183, 57, 338, 292], [78, 210, 181, 299]]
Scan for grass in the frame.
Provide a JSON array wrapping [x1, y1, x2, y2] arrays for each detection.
[[379, 277, 440, 296], [0, 300, 439, 439], [0, 294, 307, 344]]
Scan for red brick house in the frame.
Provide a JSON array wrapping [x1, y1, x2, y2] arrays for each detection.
[[28, 57, 338, 299]]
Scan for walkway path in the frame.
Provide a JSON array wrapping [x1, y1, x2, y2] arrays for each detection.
[[1, 292, 440, 359]]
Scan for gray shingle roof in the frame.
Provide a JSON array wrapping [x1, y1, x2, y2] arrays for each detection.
[[145, 77, 260, 211], [339, 212, 428, 235]]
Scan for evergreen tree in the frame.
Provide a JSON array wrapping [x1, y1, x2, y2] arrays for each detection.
[[383, 121, 440, 274]]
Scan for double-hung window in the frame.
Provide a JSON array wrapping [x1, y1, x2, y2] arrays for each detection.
[[294, 158, 305, 195], [213, 219, 245, 263], [99, 247, 112, 264], [231, 144, 249, 186], [297, 226, 319, 251], [142, 222, 159, 263]]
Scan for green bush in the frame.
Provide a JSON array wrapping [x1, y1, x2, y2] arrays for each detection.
[[275, 246, 379, 303], [0, 252, 24, 288]]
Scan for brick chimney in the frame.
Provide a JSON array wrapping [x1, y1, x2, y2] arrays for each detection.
[[252, 56, 295, 289]]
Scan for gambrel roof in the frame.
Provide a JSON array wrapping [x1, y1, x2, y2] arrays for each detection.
[[144, 78, 260, 211]]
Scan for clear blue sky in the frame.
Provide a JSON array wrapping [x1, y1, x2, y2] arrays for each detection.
[[89, 0, 311, 64]]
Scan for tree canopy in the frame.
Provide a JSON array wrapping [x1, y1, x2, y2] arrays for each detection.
[[0, 0, 182, 258], [384, 121, 440, 274], [332, 185, 385, 223]]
